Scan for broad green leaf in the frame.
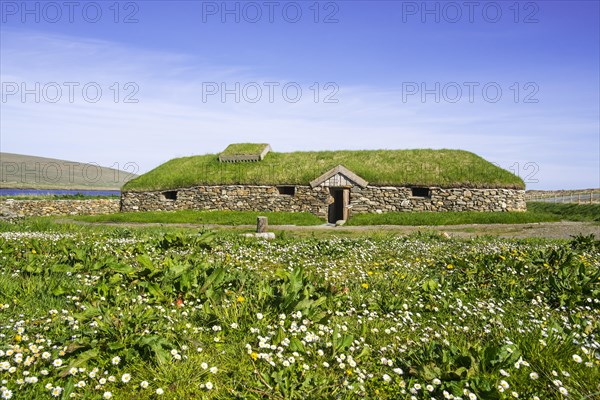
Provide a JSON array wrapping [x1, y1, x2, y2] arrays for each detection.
[[289, 338, 305, 353], [59, 348, 99, 378]]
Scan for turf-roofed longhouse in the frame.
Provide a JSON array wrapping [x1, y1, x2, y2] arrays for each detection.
[[121, 144, 526, 222]]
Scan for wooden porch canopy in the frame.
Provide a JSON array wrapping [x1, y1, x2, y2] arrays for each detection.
[[309, 165, 369, 188]]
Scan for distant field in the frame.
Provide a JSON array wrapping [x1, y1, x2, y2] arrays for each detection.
[[527, 202, 600, 222], [525, 189, 600, 204], [0, 153, 138, 190]]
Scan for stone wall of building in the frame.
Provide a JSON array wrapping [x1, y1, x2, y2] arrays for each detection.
[[0, 199, 120, 218], [121, 185, 331, 217], [121, 185, 526, 217], [349, 187, 526, 213]]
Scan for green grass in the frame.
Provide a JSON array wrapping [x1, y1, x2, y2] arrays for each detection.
[[123, 149, 525, 191], [527, 202, 600, 222], [219, 143, 270, 156], [346, 210, 560, 226], [73, 209, 556, 227], [0, 226, 598, 399], [74, 209, 558, 227], [69, 202, 599, 227], [74, 210, 324, 225]]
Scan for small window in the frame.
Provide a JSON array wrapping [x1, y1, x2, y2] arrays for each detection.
[[277, 186, 296, 196], [411, 187, 430, 198], [162, 190, 178, 200]]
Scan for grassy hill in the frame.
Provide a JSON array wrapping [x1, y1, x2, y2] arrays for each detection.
[[1, 153, 138, 190], [124, 148, 524, 191]]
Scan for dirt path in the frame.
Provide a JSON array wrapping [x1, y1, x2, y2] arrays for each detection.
[[421, 221, 599, 239], [57, 219, 599, 240]]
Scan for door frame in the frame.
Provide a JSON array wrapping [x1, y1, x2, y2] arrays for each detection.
[[328, 187, 350, 223]]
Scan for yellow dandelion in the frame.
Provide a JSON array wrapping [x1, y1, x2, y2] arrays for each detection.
[[237, 296, 245, 303], [250, 352, 258, 361], [361, 283, 369, 289], [447, 264, 454, 270]]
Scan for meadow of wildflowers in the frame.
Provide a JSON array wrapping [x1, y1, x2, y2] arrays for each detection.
[[0, 227, 598, 399]]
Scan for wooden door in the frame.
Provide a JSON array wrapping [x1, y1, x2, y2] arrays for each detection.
[[328, 188, 350, 223]]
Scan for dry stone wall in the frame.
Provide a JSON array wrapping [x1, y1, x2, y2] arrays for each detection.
[[0, 199, 120, 218], [121, 185, 526, 217], [121, 186, 331, 217], [349, 187, 526, 213]]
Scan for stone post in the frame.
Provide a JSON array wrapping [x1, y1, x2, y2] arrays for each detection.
[[257, 216, 268, 233]]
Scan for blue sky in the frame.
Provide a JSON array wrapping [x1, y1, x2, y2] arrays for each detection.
[[1, 0, 598, 189]]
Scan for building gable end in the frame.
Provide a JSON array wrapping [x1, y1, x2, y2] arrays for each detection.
[[309, 165, 368, 188]]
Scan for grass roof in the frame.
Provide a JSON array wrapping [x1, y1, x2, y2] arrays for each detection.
[[123, 149, 525, 191]]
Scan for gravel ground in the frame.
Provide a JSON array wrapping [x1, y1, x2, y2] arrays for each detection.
[[426, 221, 600, 239], [283, 221, 600, 239]]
